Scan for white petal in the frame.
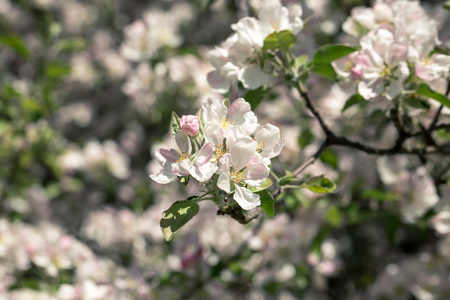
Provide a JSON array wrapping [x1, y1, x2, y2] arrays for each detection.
[[217, 171, 231, 193], [191, 163, 218, 182], [233, 185, 261, 210], [193, 143, 214, 166], [175, 131, 192, 154], [229, 136, 258, 170], [172, 160, 193, 176], [150, 168, 176, 184], [238, 65, 267, 90]]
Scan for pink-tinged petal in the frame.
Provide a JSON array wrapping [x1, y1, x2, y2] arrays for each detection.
[[150, 168, 176, 184], [172, 160, 193, 176], [228, 98, 251, 124], [237, 65, 267, 90], [193, 143, 214, 166], [415, 64, 435, 82], [158, 148, 179, 165], [180, 115, 199, 137], [270, 138, 286, 159], [387, 43, 408, 66], [355, 53, 373, 69], [191, 163, 218, 182], [207, 71, 231, 93], [244, 160, 269, 187], [175, 131, 192, 154], [254, 124, 280, 149], [233, 185, 261, 210], [351, 67, 363, 80], [229, 137, 258, 169]]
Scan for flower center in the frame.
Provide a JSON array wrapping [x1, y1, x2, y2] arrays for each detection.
[[230, 165, 248, 184], [212, 143, 229, 162], [220, 118, 235, 129], [175, 151, 190, 163], [253, 138, 265, 153]]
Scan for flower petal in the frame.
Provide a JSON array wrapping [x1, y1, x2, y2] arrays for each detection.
[[233, 185, 261, 210]]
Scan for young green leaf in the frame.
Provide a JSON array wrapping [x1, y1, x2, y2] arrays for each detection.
[[403, 97, 431, 110], [245, 86, 269, 109], [0, 35, 30, 59], [257, 189, 275, 217], [263, 30, 295, 53], [248, 178, 273, 193], [416, 83, 450, 107], [160, 198, 200, 241], [170, 111, 181, 138], [342, 94, 365, 112], [300, 175, 336, 194], [311, 63, 337, 81], [45, 61, 71, 79], [313, 44, 358, 64]]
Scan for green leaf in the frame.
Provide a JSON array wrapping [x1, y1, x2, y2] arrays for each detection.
[[313, 44, 358, 64], [277, 171, 297, 186], [294, 55, 309, 70], [45, 61, 71, 79], [55, 38, 87, 53], [416, 83, 450, 107], [300, 175, 336, 194], [319, 149, 338, 169], [170, 111, 181, 138], [263, 30, 295, 53], [0, 35, 30, 59], [244, 86, 269, 109], [311, 63, 337, 81], [160, 199, 200, 241], [342, 94, 365, 112], [403, 97, 431, 109], [248, 178, 273, 193], [298, 129, 313, 148], [326, 205, 343, 227], [257, 189, 275, 217]]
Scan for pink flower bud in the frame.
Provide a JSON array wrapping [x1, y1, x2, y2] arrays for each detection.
[[180, 115, 200, 137]]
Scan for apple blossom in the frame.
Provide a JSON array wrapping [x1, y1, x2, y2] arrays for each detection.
[[206, 0, 304, 91], [179, 115, 200, 137], [217, 137, 269, 210], [150, 97, 285, 213]]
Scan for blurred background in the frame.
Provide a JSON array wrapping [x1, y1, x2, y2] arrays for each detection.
[[0, 0, 449, 299]]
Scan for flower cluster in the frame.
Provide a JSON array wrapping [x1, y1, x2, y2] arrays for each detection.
[[333, 0, 450, 100], [150, 97, 285, 210], [207, 0, 303, 92]]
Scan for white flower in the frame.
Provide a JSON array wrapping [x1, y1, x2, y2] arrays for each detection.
[[202, 98, 259, 147], [150, 132, 216, 184], [207, 0, 304, 91], [253, 123, 286, 165], [217, 137, 269, 210]]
